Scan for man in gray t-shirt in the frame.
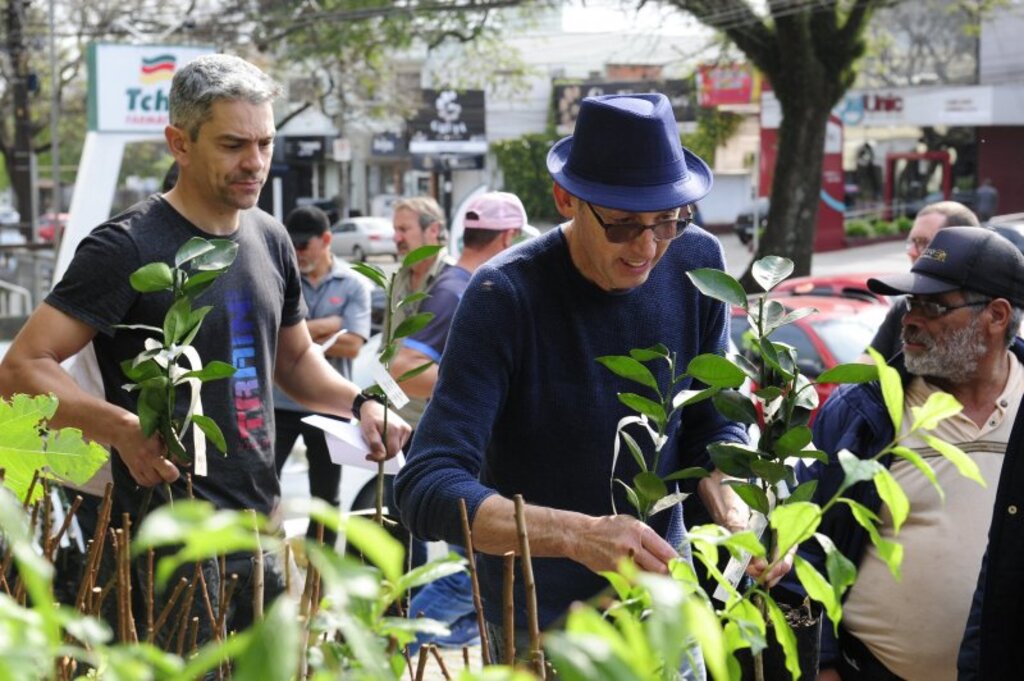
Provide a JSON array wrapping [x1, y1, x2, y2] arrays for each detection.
[[274, 205, 371, 546]]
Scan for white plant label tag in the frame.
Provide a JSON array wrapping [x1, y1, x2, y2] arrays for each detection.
[[713, 510, 769, 603], [370, 360, 409, 411]]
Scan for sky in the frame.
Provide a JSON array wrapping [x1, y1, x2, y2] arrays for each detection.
[[560, 0, 707, 36]]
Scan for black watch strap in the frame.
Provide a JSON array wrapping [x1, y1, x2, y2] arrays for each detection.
[[352, 391, 385, 420]]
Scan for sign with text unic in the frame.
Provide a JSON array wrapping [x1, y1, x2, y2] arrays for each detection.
[[87, 43, 214, 133]]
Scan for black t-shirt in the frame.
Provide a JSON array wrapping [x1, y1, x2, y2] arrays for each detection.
[[47, 195, 305, 517]]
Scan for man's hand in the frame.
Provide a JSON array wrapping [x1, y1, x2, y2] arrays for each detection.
[[747, 546, 795, 588], [569, 514, 679, 575], [111, 414, 180, 487], [358, 399, 411, 462]]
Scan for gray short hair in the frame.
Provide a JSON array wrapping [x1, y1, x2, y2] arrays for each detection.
[[394, 196, 446, 231], [169, 54, 281, 140], [961, 290, 1023, 347], [918, 201, 981, 229]]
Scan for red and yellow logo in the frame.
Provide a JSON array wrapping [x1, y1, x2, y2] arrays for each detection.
[[140, 55, 176, 85]]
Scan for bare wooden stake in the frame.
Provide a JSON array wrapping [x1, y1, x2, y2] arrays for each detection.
[[120, 515, 137, 643], [429, 645, 453, 680], [216, 574, 239, 638], [503, 550, 516, 664], [194, 563, 221, 642], [22, 469, 41, 509], [513, 494, 544, 676], [249, 509, 264, 620], [414, 646, 430, 681], [462, 646, 470, 670], [75, 484, 113, 613], [151, 577, 189, 643], [146, 548, 155, 641], [174, 566, 200, 655], [458, 498, 491, 665], [188, 615, 200, 654], [47, 495, 82, 561]]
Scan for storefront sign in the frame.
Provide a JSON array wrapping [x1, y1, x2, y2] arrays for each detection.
[[553, 79, 695, 134], [408, 89, 487, 154], [371, 132, 406, 157], [87, 43, 213, 133], [696, 63, 761, 107], [284, 136, 328, 162]]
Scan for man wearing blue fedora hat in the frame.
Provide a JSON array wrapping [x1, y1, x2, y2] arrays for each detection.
[[396, 93, 785, 667]]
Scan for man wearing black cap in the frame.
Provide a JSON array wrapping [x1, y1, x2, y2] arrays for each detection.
[[396, 93, 787, 666], [794, 227, 1024, 681], [274, 204, 371, 548]]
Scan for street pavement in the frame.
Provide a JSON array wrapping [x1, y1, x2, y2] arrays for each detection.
[[719, 231, 909, 279]]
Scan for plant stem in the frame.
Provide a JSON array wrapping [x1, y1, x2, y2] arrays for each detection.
[[458, 498, 491, 665]]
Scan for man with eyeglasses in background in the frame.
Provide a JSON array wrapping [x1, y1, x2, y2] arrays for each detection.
[[867, 201, 981, 359], [395, 93, 790, 671], [793, 227, 1024, 681]]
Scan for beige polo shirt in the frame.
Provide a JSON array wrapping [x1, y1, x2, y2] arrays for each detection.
[[842, 352, 1023, 681]]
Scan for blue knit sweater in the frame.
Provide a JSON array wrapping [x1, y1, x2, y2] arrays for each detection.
[[395, 225, 747, 628]]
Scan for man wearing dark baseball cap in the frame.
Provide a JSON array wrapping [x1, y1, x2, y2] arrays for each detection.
[[396, 93, 786, 668], [794, 226, 1024, 680]]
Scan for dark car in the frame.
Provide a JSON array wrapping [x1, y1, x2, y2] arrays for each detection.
[[986, 213, 1024, 254], [733, 197, 769, 245]]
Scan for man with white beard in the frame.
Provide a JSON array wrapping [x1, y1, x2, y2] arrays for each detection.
[[795, 227, 1024, 681]]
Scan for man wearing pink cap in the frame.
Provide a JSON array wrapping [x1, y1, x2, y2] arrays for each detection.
[[394, 191, 527, 653]]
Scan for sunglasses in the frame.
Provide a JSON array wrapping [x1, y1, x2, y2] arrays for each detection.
[[905, 296, 990, 319], [586, 202, 692, 244]]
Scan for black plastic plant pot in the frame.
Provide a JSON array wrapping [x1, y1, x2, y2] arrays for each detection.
[[735, 586, 823, 680]]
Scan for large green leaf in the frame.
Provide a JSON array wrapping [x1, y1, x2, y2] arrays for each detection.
[[686, 354, 747, 388], [191, 414, 228, 454], [764, 595, 801, 681], [629, 344, 669, 362], [619, 430, 648, 472], [838, 449, 885, 492], [707, 442, 759, 479], [396, 360, 434, 383], [769, 501, 820, 553], [393, 311, 434, 340], [398, 290, 429, 309], [633, 471, 668, 503], [786, 479, 818, 504], [343, 514, 405, 585], [190, 238, 238, 271], [816, 533, 857, 628], [793, 555, 842, 638], [618, 393, 666, 426], [180, 269, 223, 297], [402, 244, 443, 269], [129, 262, 174, 293], [162, 297, 193, 345], [174, 237, 215, 267], [663, 466, 710, 482], [179, 360, 236, 383], [751, 256, 794, 293], [0, 395, 109, 505], [922, 434, 986, 487], [179, 306, 213, 347], [230, 598, 300, 681], [890, 445, 943, 500], [726, 481, 769, 516], [687, 268, 748, 309], [911, 391, 963, 431], [874, 468, 909, 533], [393, 552, 466, 594], [750, 459, 791, 486], [350, 261, 388, 289], [775, 425, 813, 457], [868, 347, 904, 433], [596, 355, 660, 392], [137, 385, 166, 437], [711, 390, 758, 424], [817, 363, 878, 385]]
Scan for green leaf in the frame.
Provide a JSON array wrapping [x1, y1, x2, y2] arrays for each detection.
[[671, 386, 719, 409], [137, 386, 166, 438], [663, 466, 710, 482], [911, 391, 963, 431], [129, 262, 174, 293], [618, 393, 666, 426], [398, 291, 430, 309], [922, 434, 986, 487], [394, 552, 467, 594], [191, 414, 228, 454], [393, 311, 434, 340], [764, 594, 801, 680], [726, 481, 770, 516], [190, 239, 238, 271], [778, 306, 818, 327], [230, 597, 300, 681], [890, 445, 943, 500], [615, 478, 644, 516], [163, 297, 193, 345], [775, 425, 813, 457], [707, 442, 759, 478], [754, 385, 784, 401], [838, 449, 885, 492], [396, 360, 434, 383], [687, 268, 748, 308], [180, 269, 223, 297], [179, 360, 236, 383], [752, 256, 794, 293], [793, 555, 842, 636], [875, 536, 905, 580], [121, 357, 164, 383], [817, 362, 878, 385], [344, 514, 405, 584], [350, 261, 388, 289], [179, 306, 213, 346], [650, 491, 690, 516], [596, 355, 661, 393], [770, 501, 820, 553], [786, 480, 818, 504], [758, 338, 793, 381], [619, 430, 648, 472], [817, 533, 857, 609], [750, 459, 792, 486], [874, 468, 910, 533], [758, 299, 789, 335], [711, 390, 758, 424], [174, 237, 215, 267], [629, 344, 669, 362], [633, 471, 668, 503], [402, 244, 443, 269], [686, 353, 746, 389], [869, 347, 904, 433]]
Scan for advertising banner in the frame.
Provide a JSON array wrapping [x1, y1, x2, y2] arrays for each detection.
[[552, 79, 695, 135], [408, 89, 487, 155], [696, 63, 761, 108], [87, 43, 213, 133]]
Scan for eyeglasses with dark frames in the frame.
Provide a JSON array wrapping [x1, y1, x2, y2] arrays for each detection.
[[586, 202, 693, 244], [906, 296, 990, 319]]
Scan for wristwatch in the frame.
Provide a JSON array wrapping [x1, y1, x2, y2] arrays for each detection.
[[351, 390, 386, 420]]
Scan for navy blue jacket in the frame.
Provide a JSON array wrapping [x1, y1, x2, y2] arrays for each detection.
[[958, 343, 1024, 679]]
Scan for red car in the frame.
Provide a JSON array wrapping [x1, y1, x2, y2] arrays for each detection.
[[770, 272, 892, 305], [38, 212, 68, 243], [730, 294, 888, 413]]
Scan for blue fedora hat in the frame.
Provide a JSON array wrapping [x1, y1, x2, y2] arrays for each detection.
[[546, 93, 713, 212]]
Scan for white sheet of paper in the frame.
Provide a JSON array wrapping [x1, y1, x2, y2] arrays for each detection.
[[300, 414, 405, 474]]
